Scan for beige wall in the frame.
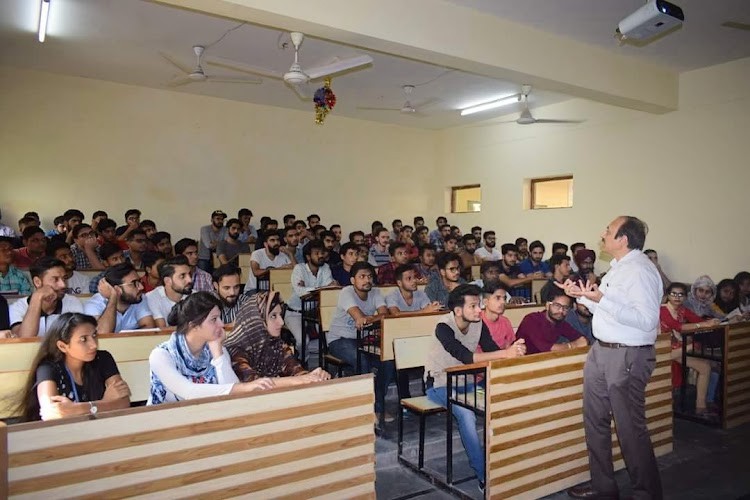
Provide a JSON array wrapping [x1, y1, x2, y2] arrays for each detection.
[[435, 57, 750, 282], [0, 67, 439, 240]]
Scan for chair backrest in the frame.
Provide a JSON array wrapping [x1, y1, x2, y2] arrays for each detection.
[[393, 335, 433, 371], [272, 281, 294, 302]]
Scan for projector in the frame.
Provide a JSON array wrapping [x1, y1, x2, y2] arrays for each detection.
[[617, 0, 684, 41]]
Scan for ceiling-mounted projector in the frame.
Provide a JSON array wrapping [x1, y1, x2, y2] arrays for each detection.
[[616, 0, 684, 41]]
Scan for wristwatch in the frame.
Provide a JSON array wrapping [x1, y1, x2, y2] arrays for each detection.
[[88, 401, 98, 418]]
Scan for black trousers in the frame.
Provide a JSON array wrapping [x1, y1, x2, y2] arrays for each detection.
[[583, 341, 663, 500]]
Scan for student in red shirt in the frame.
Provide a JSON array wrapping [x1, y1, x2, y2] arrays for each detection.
[[478, 280, 526, 356]]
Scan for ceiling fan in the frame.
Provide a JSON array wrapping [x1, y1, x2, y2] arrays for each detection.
[[206, 32, 373, 99], [511, 85, 583, 125], [357, 85, 440, 116], [159, 45, 262, 87]]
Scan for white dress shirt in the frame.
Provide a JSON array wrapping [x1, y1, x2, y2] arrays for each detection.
[[579, 249, 662, 346], [288, 263, 334, 311]]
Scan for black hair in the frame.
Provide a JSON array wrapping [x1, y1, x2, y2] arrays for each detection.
[[415, 226, 429, 236], [100, 242, 124, 261], [168, 292, 222, 334], [139, 219, 156, 230], [552, 242, 569, 253], [483, 231, 495, 239], [63, 209, 84, 222], [238, 208, 253, 218], [71, 223, 93, 239], [571, 242, 586, 253], [124, 209, 141, 219], [262, 228, 281, 242], [438, 224, 451, 232], [303, 239, 327, 260], [174, 238, 198, 255], [735, 271, 750, 285], [105, 262, 136, 286], [447, 284, 482, 311], [482, 279, 508, 295], [18, 313, 100, 421], [436, 251, 460, 270], [529, 240, 545, 252], [436, 216, 447, 224], [45, 239, 71, 257], [392, 219, 402, 227], [644, 249, 657, 256], [350, 261, 375, 279], [462, 234, 477, 245], [501, 243, 518, 255], [126, 228, 146, 241], [339, 242, 358, 256], [615, 216, 648, 251], [330, 224, 341, 231], [394, 264, 415, 282], [92, 210, 108, 220], [666, 281, 688, 295], [212, 264, 241, 283], [320, 230, 336, 241], [225, 218, 241, 229], [307, 214, 320, 223], [388, 241, 407, 256], [714, 279, 740, 313], [515, 237, 528, 246], [53, 215, 65, 226], [371, 220, 383, 231], [413, 216, 424, 224], [418, 243, 436, 257], [24, 211, 40, 220], [18, 216, 37, 227], [283, 214, 296, 224], [30, 257, 66, 281], [374, 227, 389, 237], [294, 220, 307, 228], [151, 231, 171, 245], [348, 230, 365, 242], [471, 226, 482, 233], [142, 251, 165, 270], [282, 226, 298, 238], [546, 286, 572, 303], [22, 226, 45, 240], [550, 254, 571, 270], [97, 218, 117, 232], [479, 260, 502, 274], [0, 236, 15, 247], [158, 255, 190, 281]]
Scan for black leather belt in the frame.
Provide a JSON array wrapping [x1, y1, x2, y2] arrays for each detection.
[[597, 340, 651, 349]]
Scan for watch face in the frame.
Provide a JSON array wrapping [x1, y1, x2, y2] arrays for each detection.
[[90, 404, 98, 415]]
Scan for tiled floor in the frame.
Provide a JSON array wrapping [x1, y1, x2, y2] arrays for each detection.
[[375, 409, 750, 500]]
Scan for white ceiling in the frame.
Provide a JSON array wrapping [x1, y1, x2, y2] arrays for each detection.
[[1, 0, 748, 130]]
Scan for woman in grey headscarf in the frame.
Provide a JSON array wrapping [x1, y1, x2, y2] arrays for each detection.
[[684, 275, 723, 319]]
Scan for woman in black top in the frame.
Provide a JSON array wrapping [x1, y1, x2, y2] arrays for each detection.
[[17, 312, 131, 421]]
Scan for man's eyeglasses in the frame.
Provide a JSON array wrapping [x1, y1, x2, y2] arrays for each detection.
[[668, 292, 685, 298], [118, 279, 143, 289], [549, 302, 572, 312]]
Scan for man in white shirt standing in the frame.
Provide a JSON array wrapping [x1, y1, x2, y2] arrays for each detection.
[[559, 216, 663, 500], [287, 240, 336, 359], [244, 230, 293, 295], [146, 255, 193, 328]]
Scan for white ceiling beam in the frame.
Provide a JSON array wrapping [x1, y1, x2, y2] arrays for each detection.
[[155, 0, 678, 113]]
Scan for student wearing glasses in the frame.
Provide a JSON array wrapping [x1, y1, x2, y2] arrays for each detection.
[[515, 287, 587, 354], [84, 262, 156, 332], [660, 282, 720, 417]]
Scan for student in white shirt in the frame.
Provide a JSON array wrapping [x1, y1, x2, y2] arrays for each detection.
[[146, 255, 193, 328], [474, 231, 501, 261], [244, 230, 293, 294]]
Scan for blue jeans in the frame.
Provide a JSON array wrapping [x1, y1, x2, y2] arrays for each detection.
[[427, 385, 484, 481], [328, 338, 395, 414]]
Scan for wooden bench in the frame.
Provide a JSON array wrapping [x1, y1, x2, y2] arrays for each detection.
[[723, 320, 750, 429], [484, 335, 673, 499], [0, 375, 376, 499], [0, 331, 172, 419]]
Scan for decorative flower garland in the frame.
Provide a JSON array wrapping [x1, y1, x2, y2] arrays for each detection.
[[313, 78, 336, 124]]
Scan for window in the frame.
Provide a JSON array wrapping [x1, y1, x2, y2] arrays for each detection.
[[451, 185, 481, 213], [530, 176, 573, 209]]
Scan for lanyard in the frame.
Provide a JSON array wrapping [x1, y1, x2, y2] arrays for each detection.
[[64, 366, 81, 403]]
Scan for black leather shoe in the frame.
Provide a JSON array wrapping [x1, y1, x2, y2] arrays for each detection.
[[567, 483, 619, 499]]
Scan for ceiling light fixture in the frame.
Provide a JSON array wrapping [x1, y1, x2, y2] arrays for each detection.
[[38, 0, 50, 43], [460, 95, 519, 116]]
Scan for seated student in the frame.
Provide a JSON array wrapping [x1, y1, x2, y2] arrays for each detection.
[[139, 251, 166, 293], [84, 263, 155, 333], [368, 227, 391, 268], [399, 225, 418, 261], [238, 208, 258, 245], [498, 243, 540, 301], [320, 230, 341, 267], [515, 237, 529, 262], [713, 278, 746, 321], [413, 225, 429, 250], [331, 242, 358, 285], [364, 220, 384, 247], [70, 223, 105, 270], [17, 312, 131, 421], [175, 238, 213, 292], [88, 242, 127, 293], [117, 209, 142, 249], [90, 210, 108, 234], [442, 234, 459, 254], [13, 226, 48, 269], [0, 236, 32, 295], [327, 262, 393, 422], [46, 240, 90, 296], [539, 254, 572, 303], [356, 244, 370, 263], [565, 301, 595, 344], [245, 230, 293, 295], [431, 223, 452, 252], [151, 231, 174, 258], [426, 252, 465, 307], [123, 228, 148, 270], [45, 215, 66, 238], [457, 234, 481, 281], [734, 271, 750, 314], [518, 240, 552, 277], [377, 242, 412, 285], [148, 292, 275, 404], [9, 257, 84, 338], [225, 291, 331, 386], [330, 223, 342, 252], [515, 288, 587, 354], [139, 219, 157, 242], [348, 229, 365, 246], [385, 264, 442, 315], [471, 260, 501, 289], [280, 226, 302, 265], [644, 249, 672, 290], [571, 248, 598, 285], [287, 240, 335, 351], [685, 275, 723, 319], [54, 209, 84, 246], [146, 255, 193, 328], [217, 218, 251, 265], [660, 282, 721, 417], [544, 242, 569, 268], [479, 281, 527, 356], [212, 264, 248, 326], [569, 242, 586, 273], [474, 231, 501, 261], [424, 284, 523, 489], [414, 243, 438, 285]]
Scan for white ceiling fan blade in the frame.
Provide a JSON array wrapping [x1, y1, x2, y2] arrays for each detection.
[[205, 56, 283, 80], [304, 55, 373, 80], [289, 82, 312, 100], [411, 97, 441, 110], [159, 51, 192, 75], [721, 21, 750, 31], [207, 76, 262, 84], [532, 119, 585, 124], [167, 76, 194, 87], [357, 106, 402, 112]]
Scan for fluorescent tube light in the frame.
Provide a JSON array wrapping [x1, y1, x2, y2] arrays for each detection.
[[38, 0, 50, 43], [460, 95, 519, 116]]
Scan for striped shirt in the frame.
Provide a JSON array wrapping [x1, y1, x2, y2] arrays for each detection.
[[218, 293, 249, 325]]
